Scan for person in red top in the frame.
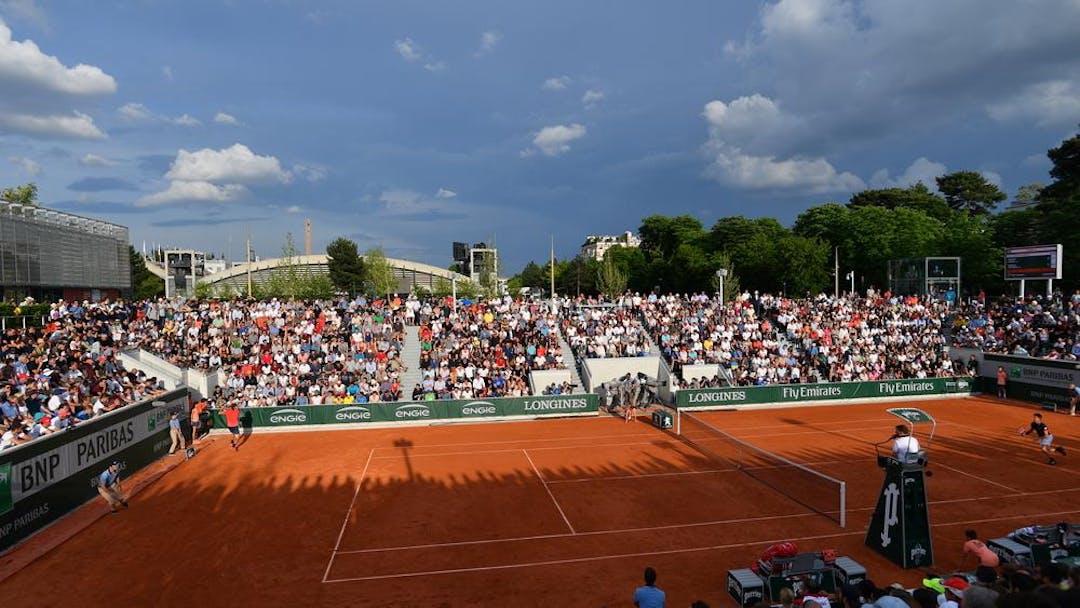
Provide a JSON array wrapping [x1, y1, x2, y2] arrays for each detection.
[[223, 403, 242, 451], [960, 529, 1000, 569], [996, 366, 1007, 399]]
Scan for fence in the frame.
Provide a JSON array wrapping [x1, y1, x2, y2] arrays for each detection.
[[0, 388, 190, 552], [210, 393, 600, 429], [675, 377, 973, 409]]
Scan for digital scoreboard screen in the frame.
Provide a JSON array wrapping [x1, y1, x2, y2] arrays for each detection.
[[1004, 244, 1063, 280]]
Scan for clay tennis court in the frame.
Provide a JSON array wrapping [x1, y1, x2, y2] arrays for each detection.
[[5, 396, 1080, 607]]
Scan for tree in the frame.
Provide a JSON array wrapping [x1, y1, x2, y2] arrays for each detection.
[[848, 183, 951, 220], [0, 183, 39, 206], [1013, 182, 1044, 206], [129, 245, 164, 300], [326, 237, 366, 295], [596, 253, 627, 299], [638, 215, 707, 261], [774, 235, 831, 296], [935, 171, 1006, 215], [556, 256, 599, 296], [364, 247, 397, 296]]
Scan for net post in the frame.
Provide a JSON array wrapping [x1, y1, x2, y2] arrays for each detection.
[[839, 481, 846, 528], [675, 408, 681, 436]]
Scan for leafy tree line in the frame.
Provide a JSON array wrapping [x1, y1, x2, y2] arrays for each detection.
[[510, 127, 1080, 298]]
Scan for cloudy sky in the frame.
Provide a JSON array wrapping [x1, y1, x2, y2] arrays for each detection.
[[1, 0, 1078, 272]]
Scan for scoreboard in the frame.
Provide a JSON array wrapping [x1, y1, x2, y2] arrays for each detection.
[[1004, 244, 1063, 280]]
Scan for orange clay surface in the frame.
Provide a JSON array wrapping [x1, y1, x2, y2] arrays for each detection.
[[4, 396, 1080, 607]]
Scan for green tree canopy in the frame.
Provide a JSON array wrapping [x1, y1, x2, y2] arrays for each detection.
[[848, 183, 951, 220], [326, 237, 366, 295], [0, 183, 39, 206], [935, 171, 1006, 216], [129, 245, 164, 300], [364, 247, 397, 296]]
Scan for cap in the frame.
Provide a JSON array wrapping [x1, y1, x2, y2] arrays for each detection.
[[942, 577, 969, 597], [922, 578, 945, 594]]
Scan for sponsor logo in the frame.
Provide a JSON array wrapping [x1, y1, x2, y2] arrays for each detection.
[[877, 381, 936, 395], [522, 398, 589, 411], [461, 401, 498, 416], [0, 503, 50, 541], [780, 385, 844, 400], [268, 408, 308, 424], [687, 390, 747, 404], [335, 406, 373, 422], [395, 404, 432, 419]]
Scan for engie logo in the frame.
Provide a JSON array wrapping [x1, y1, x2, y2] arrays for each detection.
[[269, 408, 308, 424], [395, 404, 432, 419], [335, 406, 373, 422], [461, 401, 498, 416]]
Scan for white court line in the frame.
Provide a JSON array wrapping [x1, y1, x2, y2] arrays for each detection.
[[933, 462, 1021, 493], [333, 485, 1080, 557], [370, 440, 666, 461], [523, 449, 576, 534], [369, 431, 658, 456], [546, 468, 732, 484], [322, 448, 374, 583], [324, 509, 1080, 583]]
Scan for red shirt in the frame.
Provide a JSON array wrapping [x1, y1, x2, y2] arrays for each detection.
[[224, 408, 241, 427]]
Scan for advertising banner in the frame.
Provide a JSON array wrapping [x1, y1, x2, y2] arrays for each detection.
[[676, 377, 972, 409]]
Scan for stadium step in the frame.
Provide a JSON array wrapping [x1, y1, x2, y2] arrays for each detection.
[[399, 325, 424, 397], [555, 327, 586, 394]]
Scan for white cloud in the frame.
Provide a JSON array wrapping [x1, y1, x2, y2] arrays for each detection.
[[582, 89, 605, 109], [171, 113, 201, 127], [0, 21, 115, 95], [981, 170, 1003, 188], [869, 157, 947, 190], [379, 189, 434, 213], [286, 205, 302, 214], [161, 65, 173, 81], [394, 37, 422, 62], [166, 143, 292, 184], [117, 102, 151, 122], [0, 1, 47, 28], [136, 180, 247, 207], [423, 60, 446, 72], [719, 0, 1080, 153], [542, 76, 571, 91], [435, 188, 457, 199], [0, 110, 105, 139], [214, 112, 240, 126], [987, 80, 1080, 128], [78, 153, 112, 167], [7, 155, 41, 176], [523, 123, 587, 157], [475, 30, 501, 56], [702, 94, 860, 192], [292, 163, 327, 182]]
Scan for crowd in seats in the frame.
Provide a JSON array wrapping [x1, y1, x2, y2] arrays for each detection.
[[560, 300, 653, 358], [171, 297, 411, 408], [637, 291, 955, 386], [951, 293, 1080, 360], [541, 380, 575, 395], [416, 296, 564, 400], [1, 300, 165, 450]]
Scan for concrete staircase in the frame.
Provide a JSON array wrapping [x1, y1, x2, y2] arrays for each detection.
[[556, 328, 586, 394], [399, 325, 425, 395]]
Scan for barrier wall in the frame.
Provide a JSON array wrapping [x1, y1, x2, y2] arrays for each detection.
[[120, 349, 221, 399], [0, 389, 189, 552], [529, 369, 574, 394], [582, 356, 663, 392], [676, 377, 973, 409], [210, 393, 600, 429], [977, 353, 1080, 408]]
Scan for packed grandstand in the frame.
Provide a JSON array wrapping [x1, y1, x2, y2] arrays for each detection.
[[2, 290, 1077, 450]]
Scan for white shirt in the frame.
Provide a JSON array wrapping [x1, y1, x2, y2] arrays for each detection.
[[892, 435, 920, 459]]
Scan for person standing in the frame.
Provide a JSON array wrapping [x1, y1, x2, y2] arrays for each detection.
[[1022, 413, 1068, 465], [168, 412, 185, 454], [1068, 383, 1080, 416], [223, 403, 242, 450], [634, 566, 665, 608], [97, 462, 128, 513], [189, 401, 203, 444], [996, 366, 1007, 399]]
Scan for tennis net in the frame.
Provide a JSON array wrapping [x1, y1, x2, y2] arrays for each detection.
[[676, 409, 846, 527]]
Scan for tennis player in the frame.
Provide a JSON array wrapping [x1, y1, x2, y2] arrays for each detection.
[[1069, 383, 1080, 416], [97, 462, 129, 513], [223, 403, 242, 450], [1021, 413, 1068, 465]]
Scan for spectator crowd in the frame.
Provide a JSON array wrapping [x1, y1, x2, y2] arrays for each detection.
[[951, 293, 1080, 360]]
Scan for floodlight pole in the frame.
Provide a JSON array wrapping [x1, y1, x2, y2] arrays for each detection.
[[716, 268, 728, 303], [1020, 279, 1026, 299], [834, 246, 839, 298]]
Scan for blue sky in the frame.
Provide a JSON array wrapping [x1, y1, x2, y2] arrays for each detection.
[[1, 0, 1078, 273]]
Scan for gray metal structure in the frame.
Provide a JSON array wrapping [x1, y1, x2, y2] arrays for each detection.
[[887, 257, 961, 298], [0, 201, 130, 300]]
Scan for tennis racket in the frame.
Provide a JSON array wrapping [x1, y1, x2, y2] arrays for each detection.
[[1017, 425, 1029, 436]]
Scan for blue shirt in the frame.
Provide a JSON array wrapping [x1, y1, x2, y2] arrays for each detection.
[[634, 585, 665, 608], [169, 417, 181, 430], [99, 468, 119, 488]]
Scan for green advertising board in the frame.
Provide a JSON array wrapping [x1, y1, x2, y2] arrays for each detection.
[[676, 377, 972, 409], [0, 389, 189, 552], [210, 393, 599, 430]]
